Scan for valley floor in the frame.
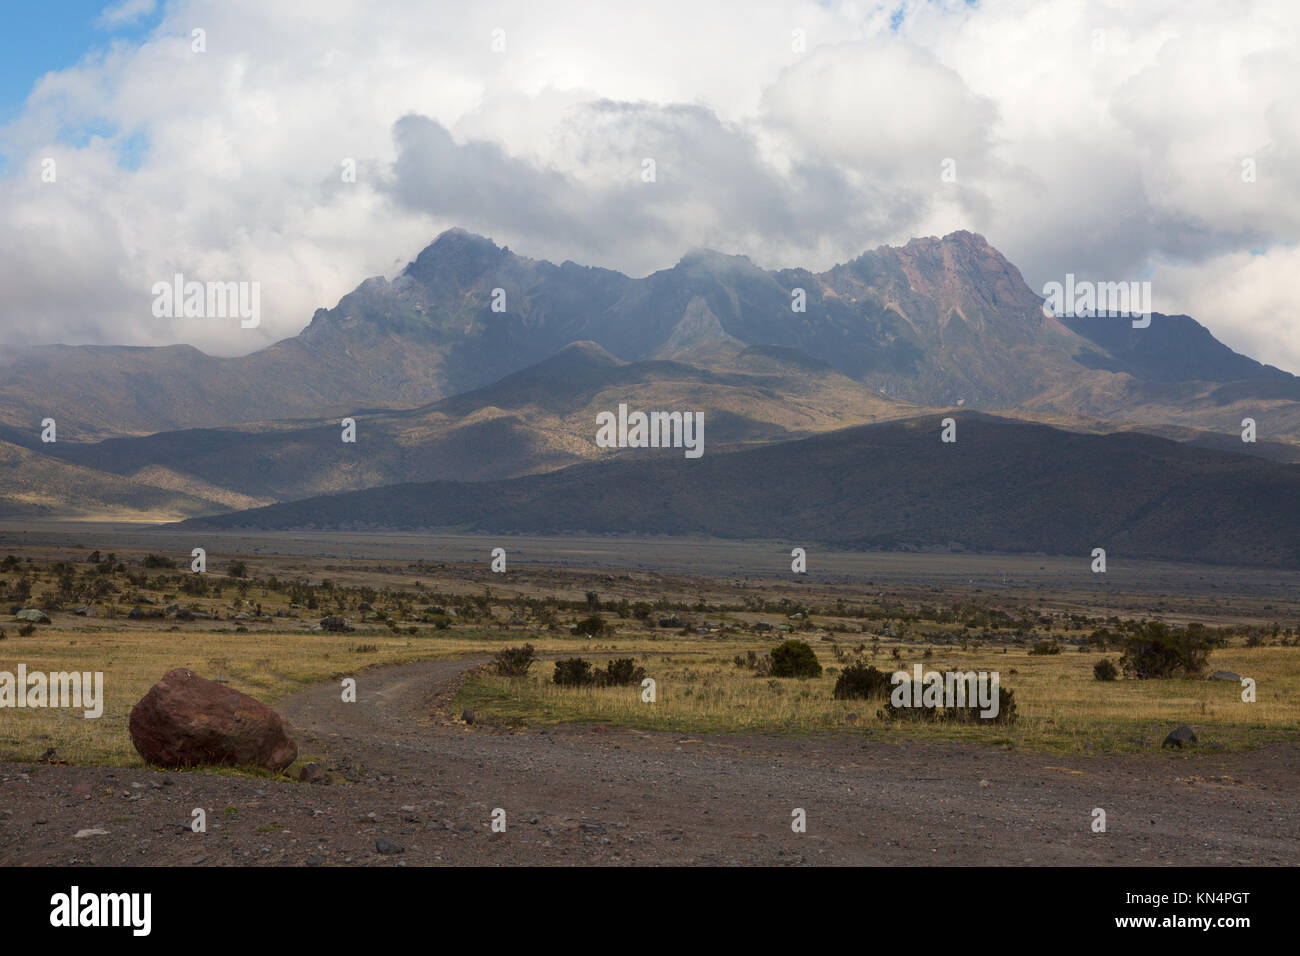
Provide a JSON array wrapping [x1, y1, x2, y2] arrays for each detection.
[[3, 657, 1296, 867]]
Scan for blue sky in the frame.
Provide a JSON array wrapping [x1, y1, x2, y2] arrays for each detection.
[[0, 1, 158, 125]]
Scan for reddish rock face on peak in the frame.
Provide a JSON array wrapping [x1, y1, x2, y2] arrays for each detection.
[[129, 668, 297, 772]]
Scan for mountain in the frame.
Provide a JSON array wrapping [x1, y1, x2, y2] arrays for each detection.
[[1061, 312, 1296, 385], [0, 439, 232, 520], [35, 341, 922, 502], [6, 228, 1300, 448], [177, 412, 1300, 569]]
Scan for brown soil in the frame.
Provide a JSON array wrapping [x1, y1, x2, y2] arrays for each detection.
[[2, 657, 1297, 866]]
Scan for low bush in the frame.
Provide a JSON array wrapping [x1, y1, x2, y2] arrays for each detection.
[[553, 658, 594, 687], [494, 643, 538, 677], [572, 614, 607, 637], [832, 662, 892, 700], [1093, 658, 1119, 681], [879, 680, 1017, 725], [593, 658, 646, 687], [768, 639, 822, 678], [1120, 621, 1210, 678]]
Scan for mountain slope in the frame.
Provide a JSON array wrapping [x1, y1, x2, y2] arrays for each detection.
[[39, 341, 922, 502], [177, 413, 1300, 569], [6, 228, 1300, 448], [0, 440, 232, 520]]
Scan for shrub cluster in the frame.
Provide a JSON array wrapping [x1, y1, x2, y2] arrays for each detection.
[[1093, 658, 1119, 681], [832, 662, 892, 700], [1120, 621, 1210, 678], [553, 657, 593, 686], [553, 657, 647, 687], [595, 657, 647, 687], [572, 614, 607, 637], [493, 643, 538, 677], [768, 639, 822, 678], [879, 681, 1017, 725]]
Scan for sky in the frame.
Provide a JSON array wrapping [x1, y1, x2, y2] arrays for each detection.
[[0, 1, 158, 128], [0, 0, 1297, 372]]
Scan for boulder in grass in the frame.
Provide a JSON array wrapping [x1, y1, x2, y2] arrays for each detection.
[[319, 615, 353, 633], [128, 668, 297, 772], [15, 609, 50, 624], [1161, 725, 1197, 749], [1209, 670, 1241, 682]]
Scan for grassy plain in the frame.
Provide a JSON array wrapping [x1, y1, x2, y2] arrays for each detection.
[[1, 538, 1298, 766]]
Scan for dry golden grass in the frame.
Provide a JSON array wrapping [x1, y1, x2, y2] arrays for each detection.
[[0, 627, 696, 766], [3, 624, 1297, 767], [4, 542, 1300, 767], [458, 643, 1300, 754]]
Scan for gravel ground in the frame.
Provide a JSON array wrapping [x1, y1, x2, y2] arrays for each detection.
[[2, 657, 1297, 866]]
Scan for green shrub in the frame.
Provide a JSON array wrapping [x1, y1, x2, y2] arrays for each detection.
[[832, 662, 892, 700], [1120, 621, 1210, 678], [879, 679, 1017, 725], [1093, 658, 1119, 681], [1029, 641, 1061, 655], [879, 682, 939, 722], [553, 658, 594, 687], [769, 639, 822, 678], [944, 686, 1017, 725], [593, 658, 646, 687], [494, 643, 538, 677], [572, 614, 607, 637], [141, 554, 176, 569]]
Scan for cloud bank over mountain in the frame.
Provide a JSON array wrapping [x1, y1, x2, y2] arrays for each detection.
[[0, 0, 1296, 370]]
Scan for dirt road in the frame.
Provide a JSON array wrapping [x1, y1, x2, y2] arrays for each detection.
[[2, 657, 1297, 866]]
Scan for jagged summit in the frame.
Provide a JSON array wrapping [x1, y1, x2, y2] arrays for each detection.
[[2, 225, 1297, 449], [404, 227, 511, 284]]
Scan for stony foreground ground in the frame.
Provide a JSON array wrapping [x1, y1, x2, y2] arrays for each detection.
[[2, 657, 1297, 866]]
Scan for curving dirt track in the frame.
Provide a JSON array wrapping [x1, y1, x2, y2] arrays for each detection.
[[2, 657, 1298, 866]]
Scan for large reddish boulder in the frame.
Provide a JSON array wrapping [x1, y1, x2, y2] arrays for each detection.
[[128, 668, 297, 771]]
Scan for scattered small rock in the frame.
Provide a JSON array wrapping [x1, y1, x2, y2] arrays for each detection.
[[298, 763, 331, 785], [1162, 725, 1197, 749]]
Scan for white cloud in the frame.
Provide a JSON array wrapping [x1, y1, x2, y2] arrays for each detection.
[[0, 0, 1296, 370], [1157, 246, 1300, 374], [96, 0, 158, 29]]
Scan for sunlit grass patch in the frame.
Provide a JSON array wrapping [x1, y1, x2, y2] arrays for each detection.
[[457, 644, 1300, 754]]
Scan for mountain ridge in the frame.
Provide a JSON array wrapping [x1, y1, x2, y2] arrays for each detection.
[[175, 411, 1300, 569], [5, 227, 1297, 447]]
